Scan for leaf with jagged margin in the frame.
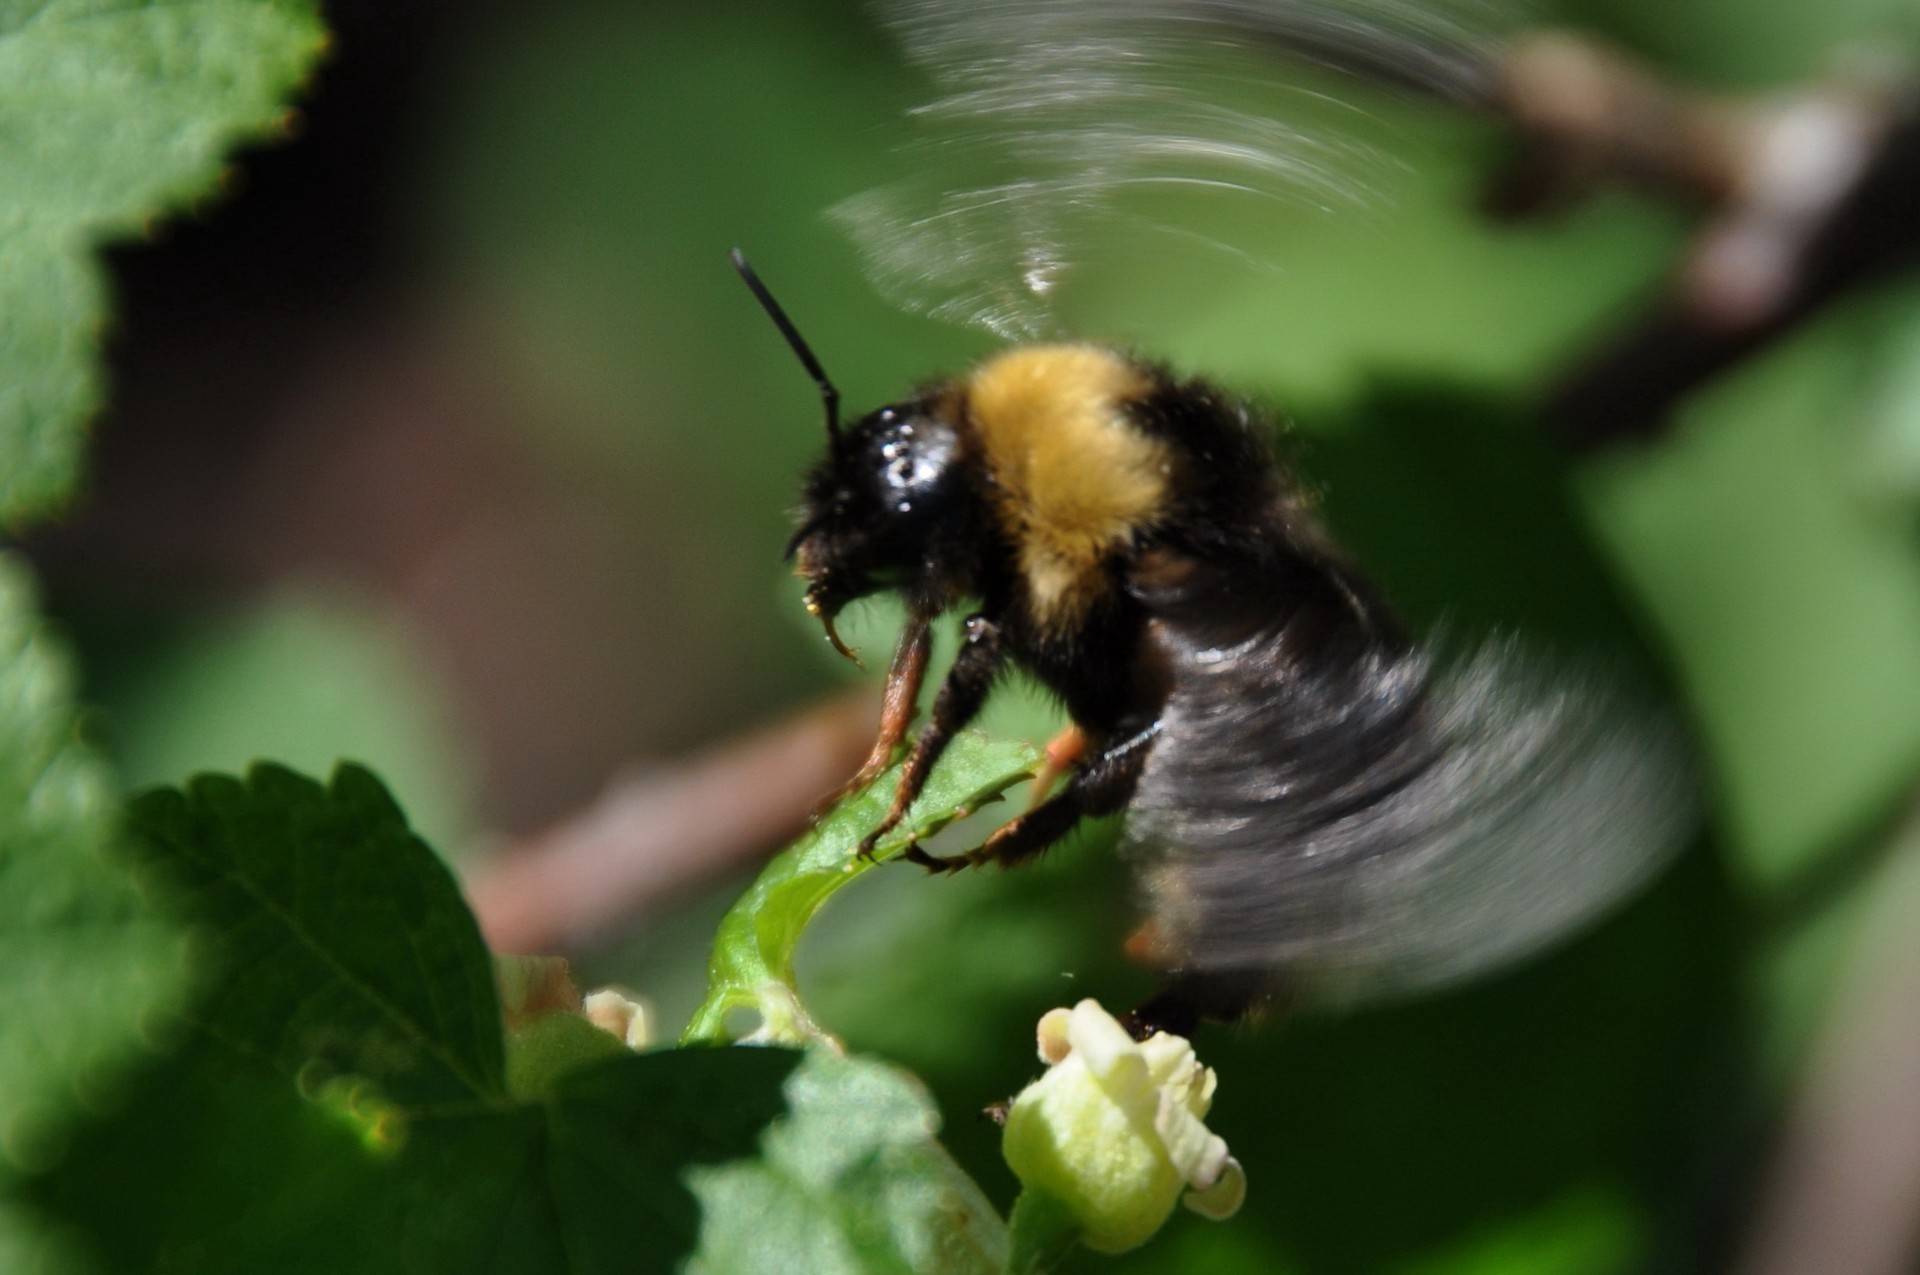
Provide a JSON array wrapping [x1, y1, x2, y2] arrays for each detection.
[[32, 1032, 809, 1274], [0, 553, 191, 1271], [129, 763, 508, 1110], [685, 1050, 1009, 1275], [0, 0, 326, 522], [30, 762, 812, 1273]]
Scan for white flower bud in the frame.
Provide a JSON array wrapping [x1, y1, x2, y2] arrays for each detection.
[[1002, 999, 1245, 1253]]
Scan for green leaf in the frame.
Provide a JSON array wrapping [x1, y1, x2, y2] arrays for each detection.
[[504, 1011, 631, 1100], [130, 763, 507, 1109], [35, 1039, 806, 1275], [1297, 381, 1654, 656], [682, 732, 1040, 1047], [1849, 282, 1920, 507], [0, 552, 188, 1266], [0, 0, 326, 522], [1583, 290, 1920, 890], [1388, 1187, 1638, 1275], [31, 761, 811, 1273], [684, 1050, 1008, 1275]]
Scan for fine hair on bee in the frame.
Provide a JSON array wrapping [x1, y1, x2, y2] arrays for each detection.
[[734, 250, 1690, 1037]]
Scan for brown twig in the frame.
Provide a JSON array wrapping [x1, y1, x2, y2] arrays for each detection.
[[1733, 795, 1920, 1275], [465, 688, 877, 954]]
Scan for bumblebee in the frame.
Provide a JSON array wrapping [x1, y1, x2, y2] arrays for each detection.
[[737, 252, 1687, 1034]]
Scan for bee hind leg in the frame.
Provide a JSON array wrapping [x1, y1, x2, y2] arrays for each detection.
[[1026, 724, 1088, 808], [909, 723, 1155, 873]]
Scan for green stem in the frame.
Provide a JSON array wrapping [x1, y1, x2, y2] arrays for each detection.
[[1008, 1189, 1082, 1274], [679, 735, 1038, 1047]]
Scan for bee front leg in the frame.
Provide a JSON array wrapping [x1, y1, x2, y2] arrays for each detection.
[[816, 610, 933, 817], [856, 614, 1005, 860], [914, 723, 1158, 874]]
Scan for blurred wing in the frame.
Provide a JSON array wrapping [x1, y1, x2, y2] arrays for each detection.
[[1128, 627, 1695, 1005], [835, 0, 1507, 336]]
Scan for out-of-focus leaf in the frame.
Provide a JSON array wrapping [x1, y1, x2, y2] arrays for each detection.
[[0, 553, 190, 1272], [433, 1, 969, 489], [0, 0, 325, 521], [1297, 380, 1655, 656], [1848, 282, 1920, 509], [683, 732, 1039, 1047], [503, 1010, 631, 1100], [1389, 1187, 1639, 1275], [1582, 292, 1920, 890], [685, 1050, 1008, 1275], [29, 761, 809, 1274], [95, 587, 477, 859], [1125, 156, 1677, 412]]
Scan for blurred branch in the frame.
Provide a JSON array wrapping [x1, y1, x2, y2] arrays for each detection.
[[1733, 795, 1920, 1275], [1478, 32, 1920, 450], [466, 688, 876, 954], [1277, 20, 1920, 448]]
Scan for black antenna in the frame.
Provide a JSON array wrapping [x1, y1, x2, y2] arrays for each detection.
[[730, 248, 841, 442]]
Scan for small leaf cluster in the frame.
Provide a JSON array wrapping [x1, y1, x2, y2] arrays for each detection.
[[20, 759, 1034, 1273]]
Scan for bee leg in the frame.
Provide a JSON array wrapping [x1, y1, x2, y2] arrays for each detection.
[[938, 723, 1157, 872], [899, 840, 964, 875], [856, 614, 1005, 860], [1026, 724, 1087, 809], [817, 612, 933, 819]]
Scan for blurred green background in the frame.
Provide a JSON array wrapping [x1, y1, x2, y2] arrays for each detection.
[[28, 0, 1920, 1269]]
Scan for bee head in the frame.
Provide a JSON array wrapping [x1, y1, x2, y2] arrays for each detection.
[[730, 250, 979, 659], [788, 397, 971, 651]]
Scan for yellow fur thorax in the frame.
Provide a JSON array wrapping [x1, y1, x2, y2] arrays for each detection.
[[965, 345, 1171, 631]]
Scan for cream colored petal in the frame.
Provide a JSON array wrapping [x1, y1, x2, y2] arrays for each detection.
[[1036, 1006, 1074, 1064], [1192, 1065, 1218, 1112], [1067, 1000, 1155, 1111], [1153, 1085, 1230, 1189], [1137, 1031, 1197, 1085], [1183, 1157, 1246, 1221], [1158, 1055, 1214, 1120]]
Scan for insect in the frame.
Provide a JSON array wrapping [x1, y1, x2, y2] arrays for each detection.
[[736, 251, 1689, 1036]]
